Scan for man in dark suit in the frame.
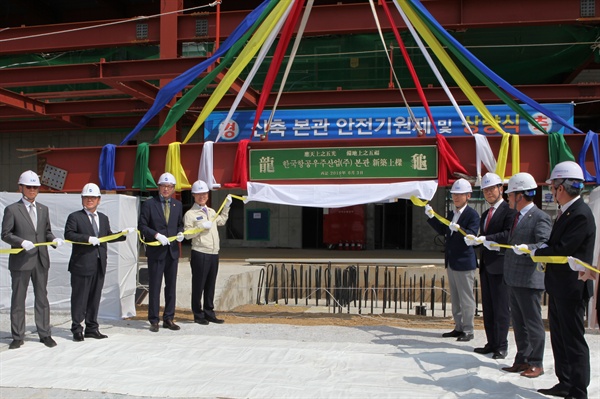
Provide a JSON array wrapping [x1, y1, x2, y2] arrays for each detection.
[[465, 173, 517, 360], [138, 172, 185, 332], [535, 161, 595, 399], [426, 178, 480, 342], [64, 183, 132, 342], [1, 170, 64, 349], [488, 173, 551, 379]]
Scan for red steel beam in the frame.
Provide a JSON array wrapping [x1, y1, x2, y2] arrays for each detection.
[[34, 134, 595, 193], [1, 84, 599, 127], [1, 1, 596, 55], [104, 80, 160, 104]]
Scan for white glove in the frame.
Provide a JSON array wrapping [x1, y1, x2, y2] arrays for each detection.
[[224, 194, 233, 208], [201, 221, 213, 230], [464, 235, 478, 246], [176, 232, 185, 242], [122, 227, 136, 234], [424, 205, 434, 219], [449, 222, 460, 233], [483, 240, 500, 251], [474, 235, 486, 245], [512, 244, 529, 256], [21, 240, 35, 251], [155, 233, 169, 246], [53, 238, 65, 247], [567, 256, 586, 272], [88, 236, 101, 246]]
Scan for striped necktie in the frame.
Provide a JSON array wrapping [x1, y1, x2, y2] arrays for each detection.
[[164, 200, 170, 222]]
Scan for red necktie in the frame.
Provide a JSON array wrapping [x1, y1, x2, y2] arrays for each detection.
[[511, 213, 520, 234], [484, 207, 495, 232]]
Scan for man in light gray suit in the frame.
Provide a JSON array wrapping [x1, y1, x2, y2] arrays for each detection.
[[1, 170, 64, 349], [486, 173, 551, 378]]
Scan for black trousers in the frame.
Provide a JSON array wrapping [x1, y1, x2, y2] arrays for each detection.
[[480, 270, 510, 351], [147, 252, 178, 324], [190, 250, 219, 321], [70, 259, 104, 334], [548, 294, 590, 399]]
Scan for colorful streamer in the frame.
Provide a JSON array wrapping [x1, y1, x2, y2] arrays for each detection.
[[165, 142, 191, 191]]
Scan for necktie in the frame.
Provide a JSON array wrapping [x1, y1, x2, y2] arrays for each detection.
[[90, 213, 99, 237], [164, 200, 170, 222], [29, 204, 37, 230], [484, 207, 495, 232], [511, 213, 521, 235], [202, 206, 208, 215], [556, 208, 563, 220]]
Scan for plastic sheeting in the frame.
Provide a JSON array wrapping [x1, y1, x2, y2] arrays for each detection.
[[0, 193, 139, 319], [246, 180, 438, 208]]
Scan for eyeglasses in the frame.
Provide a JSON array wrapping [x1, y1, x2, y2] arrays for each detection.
[[159, 185, 175, 190], [24, 185, 39, 190]]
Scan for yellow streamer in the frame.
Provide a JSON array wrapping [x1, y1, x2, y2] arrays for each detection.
[[398, 0, 513, 179], [182, 0, 292, 144], [165, 142, 191, 191], [409, 195, 467, 236], [511, 134, 520, 177]]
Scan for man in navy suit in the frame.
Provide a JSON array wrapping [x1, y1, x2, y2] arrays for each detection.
[[1, 170, 64, 349], [64, 183, 132, 342], [426, 178, 480, 342], [465, 173, 517, 360], [535, 161, 596, 399], [138, 173, 185, 332]]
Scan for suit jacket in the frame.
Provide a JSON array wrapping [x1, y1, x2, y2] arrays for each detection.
[[64, 209, 125, 276], [138, 195, 183, 260], [535, 198, 596, 300], [478, 201, 518, 274], [428, 205, 479, 271], [1, 200, 56, 271], [500, 204, 551, 289]]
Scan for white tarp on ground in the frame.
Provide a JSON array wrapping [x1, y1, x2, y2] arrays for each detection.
[[0, 313, 599, 399], [0, 193, 139, 319], [246, 180, 438, 208]]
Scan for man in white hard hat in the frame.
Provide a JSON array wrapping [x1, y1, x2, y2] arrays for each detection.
[[465, 173, 517, 360], [425, 178, 480, 342], [535, 161, 595, 399], [138, 172, 185, 332], [183, 180, 232, 324], [64, 183, 134, 342], [1, 170, 64, 349], [486, 172, 551, 379]]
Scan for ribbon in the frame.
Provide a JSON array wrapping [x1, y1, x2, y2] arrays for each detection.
[[165, 142, 191, 191], [132, 142, 158, 190], [548, 132, 576, 172], [182, 0, 293, 144], [578, 131, 600, 183], [119, 0, 273, 145], [99, 144, 125, 190], [409, 195, 467, 236], [222, 139, 250, 189]]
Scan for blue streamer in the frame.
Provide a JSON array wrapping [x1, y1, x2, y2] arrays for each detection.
[[99, 144, 126, 190], [578, 131, 600, 183], [409, 0, 584, 134], [119, 0, 271, 145]]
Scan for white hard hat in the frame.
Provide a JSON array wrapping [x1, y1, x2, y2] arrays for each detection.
[[506, 172, 537, 193], [158, 172, 176, 186], [546, 161, 584, 183], [480, 173, 503, 189], [81, 183, 101, 197], [450, 178, 472, 194], [18, 170, 41, 186], [191, 180, 209, 194]]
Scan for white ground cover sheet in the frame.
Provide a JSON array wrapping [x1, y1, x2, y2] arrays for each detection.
[[1, 313, 599, 399]]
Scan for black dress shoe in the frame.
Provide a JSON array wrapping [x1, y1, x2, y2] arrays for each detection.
[[84, 331, 108, 339], [537, 384, 570, 397], [194, 318, 209, 325], [457, 333, 474, 342], [8, 339, 24, 349], [492, 350, 507, 359], [149, 323, 159, 332], [442, 329, 463, 338], [474, 345, 494, 354], [73, 332, 85, 342], [163, 320, 180, 330], [40, 336, 57, 348], [205, 315, 225, 324]]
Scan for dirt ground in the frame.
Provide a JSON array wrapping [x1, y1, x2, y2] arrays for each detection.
[[133, 304, 486, 329]]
